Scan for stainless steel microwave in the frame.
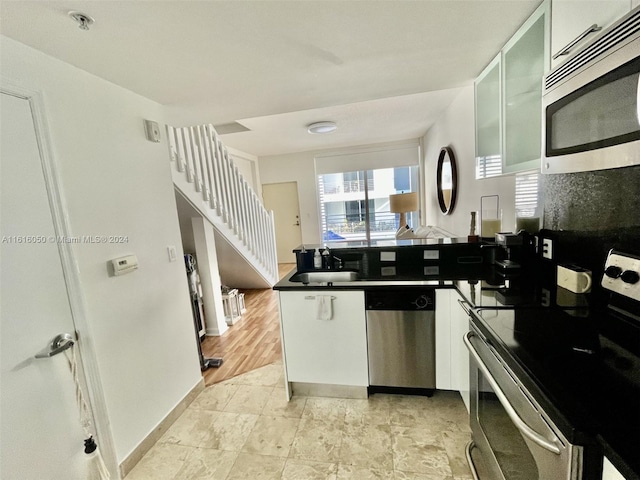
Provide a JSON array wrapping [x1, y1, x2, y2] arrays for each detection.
[[542, 8, 640, 174]]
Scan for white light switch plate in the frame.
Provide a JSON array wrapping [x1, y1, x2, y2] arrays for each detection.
[[167, 246, 177, 262], [380, 251, 396, 262], [602, 252, 640, 301], [423, 250, 439, 260]]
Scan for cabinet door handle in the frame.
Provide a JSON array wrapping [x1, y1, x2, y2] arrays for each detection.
[[553, 24, 601, 60]]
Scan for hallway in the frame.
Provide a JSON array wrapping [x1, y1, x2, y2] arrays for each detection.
[[200, 264, 296, 386]]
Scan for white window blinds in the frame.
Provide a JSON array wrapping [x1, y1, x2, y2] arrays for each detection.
[[515, 172, 540, 213], [314, 143, 419, 175]]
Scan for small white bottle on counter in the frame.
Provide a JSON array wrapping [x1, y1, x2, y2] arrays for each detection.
[[313, 249, 322, 269]]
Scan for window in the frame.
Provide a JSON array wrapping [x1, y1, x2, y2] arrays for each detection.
[[515, 172, 541, 232], [318, 166, 419, 242], [515, 172, 540, 213], [476, 154, 503, 178]]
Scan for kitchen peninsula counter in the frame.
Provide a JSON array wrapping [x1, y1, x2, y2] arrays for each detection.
[[276, 238, 497, 290], [274, 239, 640, 479]]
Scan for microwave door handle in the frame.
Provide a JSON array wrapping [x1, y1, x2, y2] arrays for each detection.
[[552, 24, 602, 60], [464, 332, 562, 455]]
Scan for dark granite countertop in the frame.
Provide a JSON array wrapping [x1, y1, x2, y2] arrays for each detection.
[[274, 266, 455, 290], [276, 240, 495, 290], [292, 236, 472, 251]]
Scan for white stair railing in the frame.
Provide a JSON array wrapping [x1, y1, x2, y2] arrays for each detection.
[[166, 124, 278, 284]]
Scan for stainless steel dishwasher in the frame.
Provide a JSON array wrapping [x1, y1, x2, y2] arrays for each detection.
[[365, 289, 436, 395]]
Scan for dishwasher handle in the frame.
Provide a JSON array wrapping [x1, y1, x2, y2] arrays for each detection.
[[464, 331, 562, 455], [457, 298, 471, 316]]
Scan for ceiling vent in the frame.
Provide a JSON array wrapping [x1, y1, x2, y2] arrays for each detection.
[[213, 122, 251, 135]]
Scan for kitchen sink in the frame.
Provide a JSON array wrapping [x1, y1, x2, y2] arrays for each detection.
[[290, 270, 360, 284]]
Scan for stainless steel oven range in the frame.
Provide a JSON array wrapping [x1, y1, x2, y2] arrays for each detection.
[[465, 250, 640, 480]]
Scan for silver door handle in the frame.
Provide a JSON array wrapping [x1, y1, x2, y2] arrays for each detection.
[[552, 24, 601, 60], [464, 331, 562, 455], [35, 333, 75, 358]]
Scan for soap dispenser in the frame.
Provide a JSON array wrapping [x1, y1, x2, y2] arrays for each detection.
[[313, 249, 322, 269]]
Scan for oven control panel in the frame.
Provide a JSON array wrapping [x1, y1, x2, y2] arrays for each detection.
[[601, 250, 640, 302]]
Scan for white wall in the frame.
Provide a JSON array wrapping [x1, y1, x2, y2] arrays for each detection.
[[259, 89, 519, 243], [175, 191, 199, 255], [1, 36, 202, 464], [421, 86, 517, 236], [259, 140, 421, 245], [259, 151, 322, 244], [228, 146, 262, 198]]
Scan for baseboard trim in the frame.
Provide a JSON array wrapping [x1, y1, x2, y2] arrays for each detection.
[[119, 378, 205, 478], [290, 382, 368, 399]]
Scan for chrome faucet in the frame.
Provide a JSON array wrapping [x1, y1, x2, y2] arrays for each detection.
[[321, 246, 331, 269], [332, 256, 344, 269]]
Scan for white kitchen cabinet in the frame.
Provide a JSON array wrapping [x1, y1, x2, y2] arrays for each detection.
[[450, 290, 471, 413], [502, 0, 550, 174], [279, 290, 368, 387], [435, 290, 453, 390], [551, 0, 631, 70], [602, 457, 626, 480], [475, 0, 550, 177], [475, 54, 502, 178], [435, 289, 471, 412]]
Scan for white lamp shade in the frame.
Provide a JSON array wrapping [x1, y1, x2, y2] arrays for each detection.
[[389, 192, 418, 213]]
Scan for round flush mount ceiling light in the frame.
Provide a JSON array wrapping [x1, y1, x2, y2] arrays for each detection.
[[69, 11, 95, 31], [307, 121, 337, 135]]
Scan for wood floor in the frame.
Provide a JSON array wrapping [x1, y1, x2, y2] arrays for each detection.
[[200, 263, 296, 386]]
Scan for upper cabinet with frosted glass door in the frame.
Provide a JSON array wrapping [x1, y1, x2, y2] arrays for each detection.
[[502, 1, 550, 174], [551, 0, 631, 70], [475, 1, 550, 177], [475, 55, 502, 178]]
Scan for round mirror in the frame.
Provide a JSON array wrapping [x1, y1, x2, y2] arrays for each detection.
[[436, 146, 457, 215]]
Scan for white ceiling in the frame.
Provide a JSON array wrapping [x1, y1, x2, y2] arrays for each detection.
[[0, 0, 540, 157]]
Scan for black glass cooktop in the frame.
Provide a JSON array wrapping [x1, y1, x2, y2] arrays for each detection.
[[472, 306, 640, 479]]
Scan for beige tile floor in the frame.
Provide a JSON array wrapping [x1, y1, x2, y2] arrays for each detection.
[[125, 362, 473, 480]]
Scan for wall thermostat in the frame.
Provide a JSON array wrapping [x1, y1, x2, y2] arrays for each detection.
[[110, 255, 138, 276]]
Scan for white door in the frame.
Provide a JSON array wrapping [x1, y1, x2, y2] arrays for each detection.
[[1, 92, 102, 479], [262, 182, 302, 263]]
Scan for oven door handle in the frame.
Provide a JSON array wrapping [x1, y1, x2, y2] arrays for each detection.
[[464, 331, 562, 455]]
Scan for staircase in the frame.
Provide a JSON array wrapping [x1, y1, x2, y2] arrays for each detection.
[[166, 124, 278, 288]]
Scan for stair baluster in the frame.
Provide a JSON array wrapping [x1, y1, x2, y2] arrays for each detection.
[[166, 124, 278, 287]]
